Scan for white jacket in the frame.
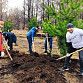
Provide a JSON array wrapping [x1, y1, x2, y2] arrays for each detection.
[[66, 28, 83, 49]]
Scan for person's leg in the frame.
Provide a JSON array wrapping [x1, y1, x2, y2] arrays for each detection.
[[8, 40, 13, 50], [79, 50, 83, 74], [49, 37, 53, 53], [63, 54, 72, 69], [63, 43, 76, 70], [44, 37, 47, 53], [10, 43, 13, 50], [27, 36, 32, 54]]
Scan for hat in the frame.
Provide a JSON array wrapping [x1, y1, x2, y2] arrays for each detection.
[[2, 32, 7, 36], [67, 23, 74, 28]]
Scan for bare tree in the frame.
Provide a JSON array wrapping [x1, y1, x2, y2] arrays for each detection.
[[23, 0, 26, 29], [0, 0, 8, 20], [42, 0, 45, 20], [28, 0, 32, 21], [0, 0, 2, 20], [8, 8, 24, 29], [31, 0, 34, 18], [47, 0, 49, 19]]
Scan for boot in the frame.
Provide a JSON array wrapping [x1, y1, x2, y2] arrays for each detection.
[[44, 50, 48, 53], [49, 49, 52, 53]]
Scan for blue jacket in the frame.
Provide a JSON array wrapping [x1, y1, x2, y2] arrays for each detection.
[[26, 27, 36, 41]]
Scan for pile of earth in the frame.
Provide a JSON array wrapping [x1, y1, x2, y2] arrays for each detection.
[[0, 51, 81, 83]]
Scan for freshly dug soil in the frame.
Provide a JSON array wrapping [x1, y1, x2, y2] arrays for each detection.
[[0, 51, 82, 83]]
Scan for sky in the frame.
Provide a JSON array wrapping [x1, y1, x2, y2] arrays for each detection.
[[8, 0, 24, 10]]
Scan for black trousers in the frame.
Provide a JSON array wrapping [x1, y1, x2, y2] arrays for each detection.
[[64, 48, 83, 73], [8, 40, 13, 50]]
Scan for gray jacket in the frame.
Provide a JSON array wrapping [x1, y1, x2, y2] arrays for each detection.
[[66, 28, 83, 49]]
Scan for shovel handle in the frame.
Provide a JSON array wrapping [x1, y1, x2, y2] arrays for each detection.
[[46, 33, 49, 50], [3, 41, 13, 61], [32, 42, 35, 52], [5, 47, 13, 61], [56, 48, 83, 60]]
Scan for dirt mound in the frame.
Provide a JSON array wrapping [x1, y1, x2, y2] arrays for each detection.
[[0, 51, 83, 83]]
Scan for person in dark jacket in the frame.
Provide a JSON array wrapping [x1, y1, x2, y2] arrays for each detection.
[[44, 33, 53, 54], [3, 32, 17, 50], [26, 26, 40, 54]]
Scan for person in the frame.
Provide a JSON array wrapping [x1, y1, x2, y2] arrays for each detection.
[[0, 21, 4, 57], [26, 26, 40, 54], [0, 21, 4, 28], [0, 32, 5, 57], [63, 23, 83, 76], [44, 33, 53, 54], [12, 33, 18, 46], [3, 32, 17, 50]]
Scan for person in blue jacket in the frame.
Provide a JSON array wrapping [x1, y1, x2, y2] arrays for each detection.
[[26, 26, 40, 54], [3, 32, 17, 50], [44, 33, 53, 54]]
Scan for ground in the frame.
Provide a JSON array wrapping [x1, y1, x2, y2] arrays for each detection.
[[0, 30, 83, 83]]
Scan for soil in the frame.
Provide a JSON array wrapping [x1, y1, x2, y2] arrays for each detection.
[[0, 30, 83, 83], [0, 51, 83, 83], [0, 51, 66, 83]]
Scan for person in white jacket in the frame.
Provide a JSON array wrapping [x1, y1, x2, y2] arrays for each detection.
[[63, 23, 83, 76]]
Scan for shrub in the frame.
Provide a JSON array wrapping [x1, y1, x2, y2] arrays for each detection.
[[28, 17, 38, 30], [2, 21, 13, 32], [42, 0, 83, 56]]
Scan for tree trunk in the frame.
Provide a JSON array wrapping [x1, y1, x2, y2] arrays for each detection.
[[0, 0, 2, 20], [31, 2, 33, 18], [23, 0, 26, 29], [42, 0, 44, 21], [47, 0, 49, 20], [36, 4, 38, 18], [28, 0, 32, 22]]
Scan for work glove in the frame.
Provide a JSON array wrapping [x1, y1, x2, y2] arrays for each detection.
[[66, 53, 71, 57], [8, 46, 10, 50], [1, 52, 5, 57], [3, 40, 7, 44]]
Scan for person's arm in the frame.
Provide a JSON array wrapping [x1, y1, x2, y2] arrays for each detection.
[[78, 29, 83, 36], [13, 34, 17, 43], [4, 34, 8, 41], [32, 30, 35, 42], [31, 31, 36, 51], [66, 32, 71, 43], [66, 33, 72, 53], [66, 33, 76, 53]]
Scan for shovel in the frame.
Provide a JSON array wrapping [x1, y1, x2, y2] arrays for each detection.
[[32, 41, 39, 57], [32, 41, 35, 52], [46, 34, 52, 56], [3, 40, 13, 61], [56, 48, 83, 61]]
